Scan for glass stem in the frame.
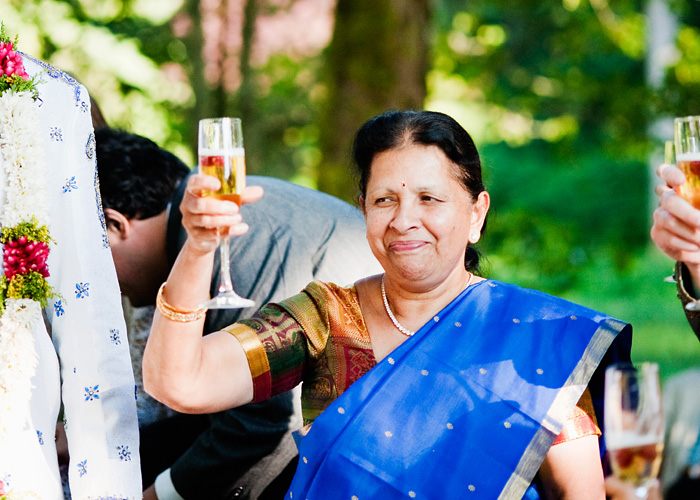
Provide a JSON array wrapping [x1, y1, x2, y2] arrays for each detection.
[[217, 235, 234, 294]]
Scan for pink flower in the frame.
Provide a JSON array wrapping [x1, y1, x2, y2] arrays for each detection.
[[0, 41, 28, 80], [0, 479, 7, 495], [3, 237, 50, 280]]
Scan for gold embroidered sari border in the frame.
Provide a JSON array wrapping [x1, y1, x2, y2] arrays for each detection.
[[224, 323, 272, 401]]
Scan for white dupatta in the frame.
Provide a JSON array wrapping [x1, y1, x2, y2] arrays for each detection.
[[0, 53, 141, 500]]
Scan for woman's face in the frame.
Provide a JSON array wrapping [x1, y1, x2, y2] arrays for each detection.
[[362, 143, 489, 292]]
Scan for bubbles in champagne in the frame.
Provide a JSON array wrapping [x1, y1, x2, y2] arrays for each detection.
[[198, 148, 246, 205], [676, 152, 700, 209], [607, 432, 663, 486]]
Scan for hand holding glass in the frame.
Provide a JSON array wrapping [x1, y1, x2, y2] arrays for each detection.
[[198, 117, 255, 309], [604, 362, 664, 500], [673, 117, 700, 309]]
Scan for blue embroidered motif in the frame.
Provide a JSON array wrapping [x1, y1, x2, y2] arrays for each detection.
[[110, 328, 121, 345], [86, 497, 131, 500], [117, 445, 132, 462], [75, 282, 90, 298], [19, 52, 88, 111], [135, 384, 138, 400], [85, 132, 95, 160], [77, 459, 87, 477], [54, 300, 65, 317], [93, 161, 110, 249], [50, 126, 63, 142], [84, 385, 100, 401], [63, 176, 78, 193], [37, 430, 44, 445]]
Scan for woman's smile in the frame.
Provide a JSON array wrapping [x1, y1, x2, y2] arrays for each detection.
[[388, 239, 426, 252]]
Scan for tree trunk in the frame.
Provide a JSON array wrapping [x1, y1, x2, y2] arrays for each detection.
[[317, 0, 432, 202], [183, 0, 207, 152]]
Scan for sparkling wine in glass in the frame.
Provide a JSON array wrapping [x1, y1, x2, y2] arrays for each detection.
[[198, 117, 255, 309], [675, 116, 700, 209], [674, 117, 700, 309], [604, 362, 664, 499]]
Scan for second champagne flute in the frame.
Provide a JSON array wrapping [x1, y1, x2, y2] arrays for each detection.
[[604, 362, 664, 499], [198, 117, 255, 309], [674, 116, 700, 309]]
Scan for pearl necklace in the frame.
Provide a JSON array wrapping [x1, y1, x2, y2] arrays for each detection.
[[380, 273, 474, 337], [381, 276, 414, 336]]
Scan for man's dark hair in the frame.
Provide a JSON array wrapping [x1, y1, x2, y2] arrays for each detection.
[[96, 127, 190, 219]]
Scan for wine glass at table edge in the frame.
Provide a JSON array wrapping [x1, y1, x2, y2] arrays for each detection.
[[604, 362, 664, 500], [197, 117, 255, 309], [674, 116, 700, 309]]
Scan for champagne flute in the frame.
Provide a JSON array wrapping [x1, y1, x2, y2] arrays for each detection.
[[674, 116, 700, 309], [604, 362, 664, 499], [198, 117, 255, 309], [663, 140, 676, 284]]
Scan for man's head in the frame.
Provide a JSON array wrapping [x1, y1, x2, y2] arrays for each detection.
[[96, 128, 190, 306]]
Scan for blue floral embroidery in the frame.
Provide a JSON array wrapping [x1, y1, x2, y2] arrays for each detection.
[[110, 328, 121, 345], [85, 133, 95, 160], [75, 282, 90, 298], [94, 162, 110, 249], [84, 385, 100, 401], [19, 52, 88, 111], [135, 384, 138, 400], [63, 176, 78, 193], [117, 445, 132, 462], [88, 497, 130, 500], [37, 430, 44, 445], [54, 300, 65, 317], [77, 459, 87, 477], [50, 126, 63, 142]]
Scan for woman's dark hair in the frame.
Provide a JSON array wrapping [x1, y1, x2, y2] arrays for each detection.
[[352, 110, 486, 273]]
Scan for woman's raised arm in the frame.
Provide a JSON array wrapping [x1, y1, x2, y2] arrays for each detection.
[[142, 173, 264, 413]]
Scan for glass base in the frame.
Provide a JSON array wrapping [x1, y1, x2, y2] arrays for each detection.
[[634, 486, 649, 499], [686, 300, 700, 312], [201, 292, 255, 310]]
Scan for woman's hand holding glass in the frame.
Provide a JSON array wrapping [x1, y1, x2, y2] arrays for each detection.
[[143, 172, 262, 413], [652, 160, 700, 299], [181, 174, 263, 256]]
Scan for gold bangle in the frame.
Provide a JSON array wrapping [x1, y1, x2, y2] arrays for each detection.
[[156, 282, 207, 323]]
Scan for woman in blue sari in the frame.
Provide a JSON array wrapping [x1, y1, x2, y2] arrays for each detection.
[[143, 110, 631, 499]]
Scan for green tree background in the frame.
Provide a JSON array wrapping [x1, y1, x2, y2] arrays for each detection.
[[1, 0, 698, 378]]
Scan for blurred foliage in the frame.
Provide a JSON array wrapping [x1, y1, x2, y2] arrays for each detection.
[[2, 0, 700, 374], [429, 0, 654, 295]]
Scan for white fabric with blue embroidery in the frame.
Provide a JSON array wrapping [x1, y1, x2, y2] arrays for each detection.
[[0, 55, 141, 499]]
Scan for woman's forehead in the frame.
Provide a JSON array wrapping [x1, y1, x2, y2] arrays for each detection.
[[368, 145, 463, 184]]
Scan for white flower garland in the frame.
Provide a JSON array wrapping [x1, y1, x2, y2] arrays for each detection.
[[0, 91, 47, 439]]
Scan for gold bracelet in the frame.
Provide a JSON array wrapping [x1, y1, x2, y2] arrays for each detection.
[[156, 282, 207, 323]]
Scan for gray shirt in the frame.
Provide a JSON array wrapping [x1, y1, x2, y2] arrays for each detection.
[[164, 174, 381, 499]]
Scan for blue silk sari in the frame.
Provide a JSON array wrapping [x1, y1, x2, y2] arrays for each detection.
[[286, 280, 631, 500]]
